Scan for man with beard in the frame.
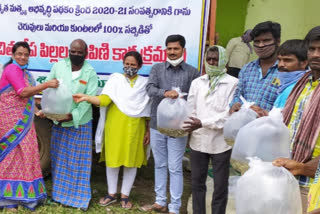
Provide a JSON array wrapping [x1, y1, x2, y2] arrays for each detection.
[[44, 39, 98, 211], [141, 34, 199, 214], [272, 26, 320, 213], [273, 39, 308, 108], [229, 21, 281, 116]]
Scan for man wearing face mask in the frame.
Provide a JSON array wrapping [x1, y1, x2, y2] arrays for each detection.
[[183, 45, 238, 214], [142, 35, 199, 214], [44, 39, 98, 211], [229, 21, 281, 117], [273, 39, 308, 108]]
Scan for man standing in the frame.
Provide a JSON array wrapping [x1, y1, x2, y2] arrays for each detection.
[[45, 39, 98, 210], [229, 21, 281, 116], [274, 39, 308, 108], [142, 35, 199, 214], [273, 26, 320, 213], [183, 45, 238, 214], [226, 29, 253, 78]]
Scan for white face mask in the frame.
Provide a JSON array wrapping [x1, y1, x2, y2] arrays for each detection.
[[166, 55, 184, 67]]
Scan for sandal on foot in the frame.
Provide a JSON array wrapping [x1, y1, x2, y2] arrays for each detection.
[[120, 197, 133, 209], [152, 204, 168, 213], [139, 203, 168, 213], [99, 195, 117, 206]]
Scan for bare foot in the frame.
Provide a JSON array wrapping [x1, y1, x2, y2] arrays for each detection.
[[6, 207, 18, 212]]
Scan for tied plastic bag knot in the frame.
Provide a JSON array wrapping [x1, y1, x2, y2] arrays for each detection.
[[157, 87, 188, 138], [41, 79, 73, 121], [172, 87, 187, 98], [239, 96, 254, 108], [236, 158, 302, 214], [268, 107, 284, 122], [224, 96, 257, 146]]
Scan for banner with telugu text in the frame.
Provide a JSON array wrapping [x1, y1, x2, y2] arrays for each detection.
[[0, 0, 209, 92]]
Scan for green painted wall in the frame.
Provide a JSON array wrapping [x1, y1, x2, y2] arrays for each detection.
[[215, 0, 249, 47], [303, 0, 320, 36], [244, 0, 320, 60]]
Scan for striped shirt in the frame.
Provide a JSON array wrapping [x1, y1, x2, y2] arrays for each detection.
[[146, 61, 199, 129], [230, 59, 279, 111], [288, 77, 320, 187], [315, 161, 320, 184]]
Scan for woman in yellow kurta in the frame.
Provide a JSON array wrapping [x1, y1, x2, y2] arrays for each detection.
[[73, 51, 151, 209]]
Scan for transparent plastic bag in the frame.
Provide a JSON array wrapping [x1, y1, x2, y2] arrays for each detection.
[[228, 176, 240, 199], [41, 80, 73, 120], [236, 158, 302, 214], [157, 87, 188, 137], [224, 97, 257, 146], [231, 107, 291, 163]]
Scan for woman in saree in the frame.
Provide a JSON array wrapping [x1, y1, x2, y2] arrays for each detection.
[[73, 51, 151, 209], [0, 42, 58, 211]]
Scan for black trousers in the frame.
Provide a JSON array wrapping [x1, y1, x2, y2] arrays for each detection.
[[227, 67, 241, 78], [191, 149, 231, 214]]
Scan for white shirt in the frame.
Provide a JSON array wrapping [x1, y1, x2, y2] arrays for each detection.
[[71, 69, 81, 80], [225, 37, 251, 69], [187, 74, 238, 154]]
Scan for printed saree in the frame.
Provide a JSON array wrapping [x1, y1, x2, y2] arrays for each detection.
[[0, 68, 46, 210]]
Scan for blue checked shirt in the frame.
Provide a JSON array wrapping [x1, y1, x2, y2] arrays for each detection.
[[230, 59, 280, 111]]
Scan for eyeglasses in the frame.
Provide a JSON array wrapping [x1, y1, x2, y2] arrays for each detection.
[[15, 52, 30, 57]]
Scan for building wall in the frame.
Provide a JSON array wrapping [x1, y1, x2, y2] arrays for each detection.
[[245, 0, 303, 40], [244, 0, 320, 59], [215, 0, 249, 47], [213, 0, 320, 53], [303, 0, 320, 36]]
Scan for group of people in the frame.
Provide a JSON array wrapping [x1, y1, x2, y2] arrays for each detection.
[[1, 20, 320, 214], [0, 39, 96, 211], [229, 22, 320, 214]]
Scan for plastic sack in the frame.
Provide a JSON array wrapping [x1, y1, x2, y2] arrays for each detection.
[[228, 176, 240, 199], [236, 158, 302, 214], [231, 107, 291, 163], [224, 97, 257, 146], [95, 107, 107, 153], [41, 80, 73, 120], [157, 87, 188, 138]]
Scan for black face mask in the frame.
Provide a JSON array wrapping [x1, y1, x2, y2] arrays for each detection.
[[69, 54, 85, 66]]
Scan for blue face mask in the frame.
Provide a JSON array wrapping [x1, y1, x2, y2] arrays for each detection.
[[278, 70, 305, 93], [12, 59, 28, 70]]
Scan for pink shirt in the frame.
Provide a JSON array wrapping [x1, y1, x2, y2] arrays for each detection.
[[0, 64, 27, 95]]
